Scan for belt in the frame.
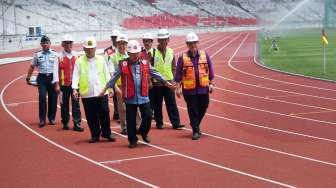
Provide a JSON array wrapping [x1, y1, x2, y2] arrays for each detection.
[[39, 73, 53, 76]]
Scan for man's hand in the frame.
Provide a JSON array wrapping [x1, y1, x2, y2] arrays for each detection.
[[209, 83, 214, 94], [73, 90, 79, 101], [54, 83, 60, 94], [176, 85, 182, 98], [165, 81, 177, 90]]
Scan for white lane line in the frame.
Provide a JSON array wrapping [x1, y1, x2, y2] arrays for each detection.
[[170, 105, 336, 167], [1, 75, 159, 188], [230, 34, 336, 92], [210, 98, 336, 125], [213, 86, 336, 112], [99, 154, 175, 164], [265, 94, 303, 99], [6, 100, 39, 106]]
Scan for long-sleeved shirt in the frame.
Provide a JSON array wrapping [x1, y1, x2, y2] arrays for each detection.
[[72, 55, 110, 98], [175, 50, 214, 95], [107, 59, 167, 104], [52, 51, 77, 84], [31, 49, 58, 74]]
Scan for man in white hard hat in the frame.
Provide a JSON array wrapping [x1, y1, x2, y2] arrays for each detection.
[[109, 34, 129, 135], [141, 32, 156, 117], [100, 40, 176, 148], [175, 32, 215, 140], [26, 35, 58, 127], [53, 34, 83, 131], [152, 28, 185, 130], [72, 36, 116, 143], [104, 29, 120, 121]]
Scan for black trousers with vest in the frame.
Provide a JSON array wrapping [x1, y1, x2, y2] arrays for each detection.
[[81, 95, 112, 139], [151, 85, 181, 128], [60, 86, 81, 126], [37, 73, 57, 123], [125, 102, 152, 143], [183, 94, 209, 133]]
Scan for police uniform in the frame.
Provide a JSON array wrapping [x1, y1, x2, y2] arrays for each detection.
[[31, 48, 58, 126]]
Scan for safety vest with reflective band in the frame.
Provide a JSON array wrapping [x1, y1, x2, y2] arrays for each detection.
[[77, 55, 108, 96], [110, 51, 127, 86], [182, 51, 210, 90], [58, 55, 77, 86], [154, 48, 174, 80], [121, 59, 149, 99]]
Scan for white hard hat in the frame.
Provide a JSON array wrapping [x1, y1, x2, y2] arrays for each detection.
[[186, 32, 199, 42], [143, 32, 154, 40], [157, 29, 170, 39], [111, 30, 120, 37], [116, 34, 128, 43], [127, 40, 141, 53], [83, 36, 97, 48], [63, 34, 74, 42]]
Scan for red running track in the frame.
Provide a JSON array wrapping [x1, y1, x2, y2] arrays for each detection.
[[1, 31, 336, 188]]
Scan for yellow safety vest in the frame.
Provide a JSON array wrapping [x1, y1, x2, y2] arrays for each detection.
[[154, 47, 174, 80], [110, 51, 128, 86], [77, 55, 108, 96]]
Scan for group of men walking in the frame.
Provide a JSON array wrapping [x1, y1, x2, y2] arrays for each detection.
[[26, 29, 214, 148]]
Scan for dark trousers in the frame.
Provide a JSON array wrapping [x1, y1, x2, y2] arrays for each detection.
[[82, 95, 111, 139], [37, 73, 57, 122], [126, 103, 152, 143], [112, 92, 119, 117], [183, 94, 209, 133], [152, 85, 181, 127], [60, 86, 81, 126], [148, 88, 155, 116]]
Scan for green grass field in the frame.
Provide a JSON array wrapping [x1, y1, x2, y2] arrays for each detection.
[[259, 28, 336, 81]]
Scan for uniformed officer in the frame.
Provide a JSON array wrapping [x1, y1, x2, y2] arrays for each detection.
[[26, 35, 58, 127], [53, 34, 84, 132], [72, 36, 116, 143]]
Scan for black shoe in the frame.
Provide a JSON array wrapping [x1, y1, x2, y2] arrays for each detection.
[[120, 128, 127, 135], [89, 137, 100, 143], [113, 113, 119, 120], [192, 132, 200, 140], [141, 135, 151, 143], [156, 124, 163, 129], [62, 123, 69, 130], [128, 141, 137, 148], [73, 125, 84, 132], [102, 135, 116, 142], [39, 120, 46, 128], [173, 124, 185, 130], [49, 119, 55, 125]]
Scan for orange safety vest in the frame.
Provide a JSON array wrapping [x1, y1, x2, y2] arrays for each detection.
[[58, 55, 77, 86], [121, 59, 149, 99], [182, 51, 209, 90]]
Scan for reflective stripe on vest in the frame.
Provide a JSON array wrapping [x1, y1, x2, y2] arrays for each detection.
[[110, 52, 128, 86], [182, 51, 209, 90], [121, 60, 149, 99], [77, 55, 107, 96], [154, 47, 174, 80], [58, 55, 76, 86]]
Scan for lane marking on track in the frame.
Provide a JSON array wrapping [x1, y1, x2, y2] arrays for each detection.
[[229, 33, 336, 92], [1, 75, 159, 188], [168, 106, 336, 167], [289, 110, 335, 116], [99, 154, 175, 164], [2, 75, 296, 188], [264, 94, 302, 99], [6, 100, 39, 106]]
